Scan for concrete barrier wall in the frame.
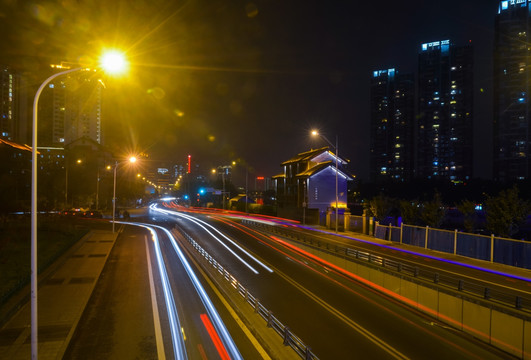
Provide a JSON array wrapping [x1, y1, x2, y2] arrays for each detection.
[[281, 237, 530, 359]]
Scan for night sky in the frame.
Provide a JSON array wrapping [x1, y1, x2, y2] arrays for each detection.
[[0, 0, 500, 182]]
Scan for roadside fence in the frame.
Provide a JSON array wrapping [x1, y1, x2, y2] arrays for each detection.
[[374, 222, 531, 269]]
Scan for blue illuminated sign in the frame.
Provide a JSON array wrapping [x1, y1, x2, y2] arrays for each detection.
[[421, 40, 451, 51], [373, 68, 396, 78], [499, 0, 528, 11]]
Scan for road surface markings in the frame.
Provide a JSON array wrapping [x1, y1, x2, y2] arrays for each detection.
[[145, 236, 166, 360]]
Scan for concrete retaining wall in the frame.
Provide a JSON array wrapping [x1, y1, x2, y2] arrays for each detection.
[[282, 237, 531, 359]]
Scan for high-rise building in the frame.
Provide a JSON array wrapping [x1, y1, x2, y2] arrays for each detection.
[[494, 1, 531, 181], [370, 68, 415, 182], [1, 66, 29, 144], [417, 40, 473, 181], [38, 67, 103, 147]]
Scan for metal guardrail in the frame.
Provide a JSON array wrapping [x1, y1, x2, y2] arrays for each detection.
[[172, 227, 319, 360], [243, 220, 531, 315]]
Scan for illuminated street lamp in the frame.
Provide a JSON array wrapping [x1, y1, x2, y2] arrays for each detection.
[[31, 50, 127, 359], [65, 158, 82, 208], [212, 167, 230, 210], [112, 156, 137, 233], [312, 130, 339, 234]]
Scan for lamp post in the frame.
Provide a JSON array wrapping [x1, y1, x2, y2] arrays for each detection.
[[31, 51, 127, 359], [312, 130, 339, 234], [212, 167, 227, 210], [65, 158, 82, 208], [112, 156, 137, 233]]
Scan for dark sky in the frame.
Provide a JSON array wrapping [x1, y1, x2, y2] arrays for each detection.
[[0, 0, 500, 182]]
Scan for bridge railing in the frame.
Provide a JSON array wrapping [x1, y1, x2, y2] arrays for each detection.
[[244, 220, 531, 313], [374, 222, 531, 269], [173, 227, 319, 360], [243, 220, 531, 358]]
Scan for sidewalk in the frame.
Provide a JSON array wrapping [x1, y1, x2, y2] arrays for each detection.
[[0, 229, 118, 360]]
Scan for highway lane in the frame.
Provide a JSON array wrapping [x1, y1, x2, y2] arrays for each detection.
[[66, 220, 266, 359], [152, 203, 513, 359], [262, 222, 531, 308]]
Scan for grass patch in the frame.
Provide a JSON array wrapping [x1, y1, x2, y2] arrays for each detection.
[[0, 215, 89, 305]]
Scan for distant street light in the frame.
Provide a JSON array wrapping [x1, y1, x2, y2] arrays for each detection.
[[31, 50, 128, 359], [213, 166, 230, 210], [65, 158, 82, 208], [312, 130, 339, 234], [113, 156, 138, 233]]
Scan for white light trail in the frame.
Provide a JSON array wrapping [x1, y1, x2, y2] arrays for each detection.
[[121, 220, 243, 360], [136, 224, 187, 360], [152, 205, 273, 274], [154, 224, 243, 360]]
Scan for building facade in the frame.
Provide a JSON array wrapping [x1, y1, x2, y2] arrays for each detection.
[[417, 40, 473, 181], [494, 0, 531, 181], [38, 67, 103, 147], [274, 147, 353, 216], [1, 66, 29, 144], [370, 68, 415, 182]]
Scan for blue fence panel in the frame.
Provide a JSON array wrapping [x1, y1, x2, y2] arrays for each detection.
[[390, 227, 401, 242], [402, 225, 426, 247], [494, 238, 531, 269], [319, 212, 327, 227], [375, 225, 387, 240], [456, 233, 490, 261], [349, 217, 363, 233], [428, 229, 454, 254]]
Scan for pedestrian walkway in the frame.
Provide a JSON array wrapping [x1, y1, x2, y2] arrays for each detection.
[[0, 229, 118, 360]]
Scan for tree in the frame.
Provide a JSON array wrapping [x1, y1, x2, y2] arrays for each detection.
[[420, 192, 445, 228], [399, 200, 420, 225], [457, 199, 476, 232], [366, 194, 396, 223], [485, 185, 530, 238]]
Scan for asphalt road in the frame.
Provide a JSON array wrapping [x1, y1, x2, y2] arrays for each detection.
[[64, 217, 268, 359], [153, 203, 516, 359]]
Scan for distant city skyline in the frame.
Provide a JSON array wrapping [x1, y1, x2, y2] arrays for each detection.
[[0, 0, 506, 182], [494, 0, 531, 181]]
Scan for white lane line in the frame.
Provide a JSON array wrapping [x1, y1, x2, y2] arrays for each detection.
[[145, 236, 166, 360]]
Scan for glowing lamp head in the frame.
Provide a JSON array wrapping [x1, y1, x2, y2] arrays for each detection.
[[99, 50, 128, 75], [311, 130, 319, 136], [129, 156, 137, 163]]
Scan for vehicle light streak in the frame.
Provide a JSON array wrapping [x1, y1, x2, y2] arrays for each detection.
[[151, 204, 272, 274], [295, 224, 531, 283], [154, 223, 243, 360], [120, 220, 243, 360], [269, 235, 525, 357], [200, 314, 231, 360], [138, 224, 187, 359]]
